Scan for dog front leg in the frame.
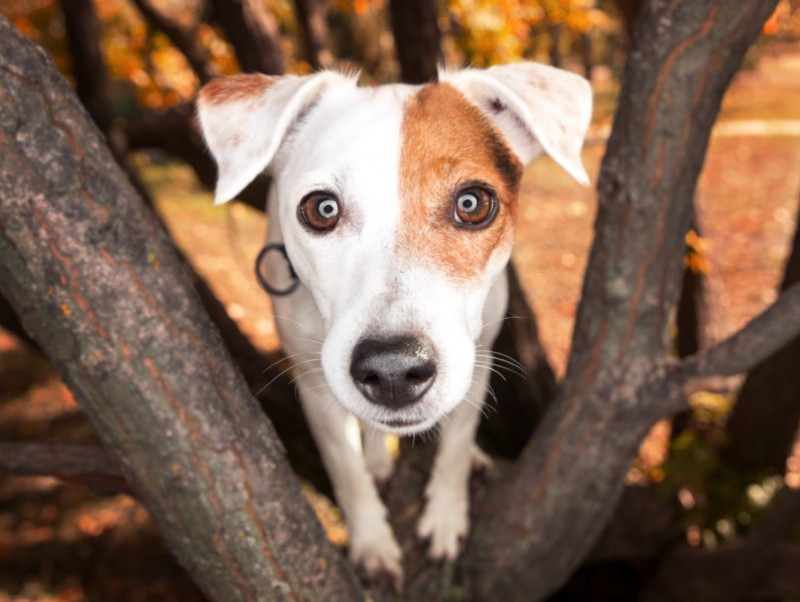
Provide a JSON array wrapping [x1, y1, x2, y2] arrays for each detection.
[[362, 423, 395, 485], [417, 363, 490, 561], [296, 378, 403, 587]]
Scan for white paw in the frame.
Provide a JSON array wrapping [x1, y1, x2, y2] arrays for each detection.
[[365, 451, 395, 485], [416, 488, 469, 561], [349, 517, 403, 590], [470, 443, 494, 472]]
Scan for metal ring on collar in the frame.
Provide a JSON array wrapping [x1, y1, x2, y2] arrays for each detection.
[[255, 243, 300, 296]]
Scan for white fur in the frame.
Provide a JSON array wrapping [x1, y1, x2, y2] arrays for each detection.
[[197, 63, 591, 587]]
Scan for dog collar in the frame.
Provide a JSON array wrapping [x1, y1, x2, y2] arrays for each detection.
[[255, 243, 300, 296]]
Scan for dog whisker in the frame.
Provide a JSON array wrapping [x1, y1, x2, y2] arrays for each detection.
[[474, 350, 527, 373], [261, 351, 321, 375], [256, 357, 323, 396], [479, 314, 528, 332], [474, 354, 527, 378]]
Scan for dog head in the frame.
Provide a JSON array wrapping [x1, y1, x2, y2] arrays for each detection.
[[197, 64, 591, 434]]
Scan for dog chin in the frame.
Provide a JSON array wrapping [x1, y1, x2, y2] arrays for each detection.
[[365, 414, 441, 436]]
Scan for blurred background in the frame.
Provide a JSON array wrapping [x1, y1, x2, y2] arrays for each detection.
[[1, 1, 800, 600]]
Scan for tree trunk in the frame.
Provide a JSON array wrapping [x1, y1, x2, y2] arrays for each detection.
[[60, 0, 112, 132], [208, 0, 285, 75], [612, 0, 643, 39], [464, 2, 779, 599], [293, 0, 334, 70], [0, 17, 361, 601], [389, 0, 441, 84], [725, 187, 800, 474]]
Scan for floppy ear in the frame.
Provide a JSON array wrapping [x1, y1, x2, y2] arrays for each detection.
[[441, 63, 593, 186], [196, 71, 353, 204]]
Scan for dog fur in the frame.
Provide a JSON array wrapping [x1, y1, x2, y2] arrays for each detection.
[[197, 63, 592, 587]]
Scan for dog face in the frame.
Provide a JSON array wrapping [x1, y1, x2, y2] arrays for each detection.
[[197, 65, 591, 434]]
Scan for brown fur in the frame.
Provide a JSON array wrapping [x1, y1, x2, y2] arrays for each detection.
[[398, 83, 522, 282], [199, 73, 282, 105]]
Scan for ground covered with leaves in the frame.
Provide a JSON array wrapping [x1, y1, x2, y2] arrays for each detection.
[[2, 42, 800, 601]]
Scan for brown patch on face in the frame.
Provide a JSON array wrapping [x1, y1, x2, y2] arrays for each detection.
[[398, 83, 522, 282], [199, 74, 283, 105]]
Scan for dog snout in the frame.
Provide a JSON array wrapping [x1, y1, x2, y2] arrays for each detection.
[[350, 335, 437, 409]]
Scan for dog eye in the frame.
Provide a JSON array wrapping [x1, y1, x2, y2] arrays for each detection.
[[299, 192, 340, 232], [452, 186, 496, 227]]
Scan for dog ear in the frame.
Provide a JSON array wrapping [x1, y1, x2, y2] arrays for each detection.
[[196, 71, 352, 204], [442, 63, 592, 186]]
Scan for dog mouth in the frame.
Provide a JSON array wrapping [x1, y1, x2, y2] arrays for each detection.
[[380, 417, 425, 428], [369, 414, 437, 435]]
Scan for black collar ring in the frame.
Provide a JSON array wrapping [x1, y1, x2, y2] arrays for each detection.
[[255, 243, 300, 296]]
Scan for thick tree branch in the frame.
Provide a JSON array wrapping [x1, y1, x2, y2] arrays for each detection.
[[130, 0, 214, 84], [0, 17, 361, 601], [461, 2, 779, 600]]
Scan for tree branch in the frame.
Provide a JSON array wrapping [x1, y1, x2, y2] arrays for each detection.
[[677, 280, 800, 398], [207, 0, 285, 75], [130, 0, 214, 84], [292, 0, 334, 70], [124, 103, 270, 210], [389, 0, 441, 83], [0, 17, 361, 601], [463, 2, 779, 600], [0, 442, 128, 492]]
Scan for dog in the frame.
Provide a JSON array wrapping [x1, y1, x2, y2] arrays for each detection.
[[197, 62, 591, 587]]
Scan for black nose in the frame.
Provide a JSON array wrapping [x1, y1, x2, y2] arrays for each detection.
[[350, 335, 437, 409]]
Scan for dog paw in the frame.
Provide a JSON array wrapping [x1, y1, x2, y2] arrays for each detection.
[[365, 451, 395, 485], [416, 491, 468, 561], [470, 443, 494, 472], [349, 520, 403, 591]]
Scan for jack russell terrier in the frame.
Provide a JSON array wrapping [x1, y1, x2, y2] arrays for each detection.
[[197, 62, 591, 587]]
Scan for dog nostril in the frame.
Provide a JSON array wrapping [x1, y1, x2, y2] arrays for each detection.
[[350, 335, 437, 409]]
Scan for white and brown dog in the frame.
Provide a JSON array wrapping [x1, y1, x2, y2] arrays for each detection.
[[197, 63, 591, 587]]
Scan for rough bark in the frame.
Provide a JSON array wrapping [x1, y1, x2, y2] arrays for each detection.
[[208, 0, 285, 75], [725, 188, 800, 474], [293, 0, 334, 70], [130, 0, 214, 83], [0, 17, 361, 602], [463, 2, 780, 599], [389, 0, 441, 84]]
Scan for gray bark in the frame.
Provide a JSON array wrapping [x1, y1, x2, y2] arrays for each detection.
[[0, 16, 361, 602], [465, 1, 782, 599]]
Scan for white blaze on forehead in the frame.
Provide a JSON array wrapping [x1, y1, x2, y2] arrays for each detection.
[[272, 84, 415, 316]]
